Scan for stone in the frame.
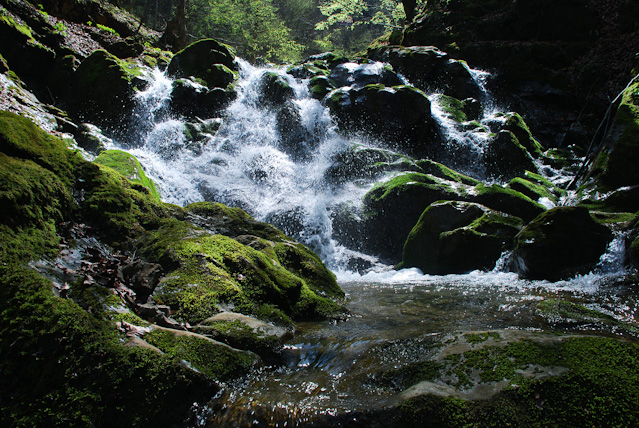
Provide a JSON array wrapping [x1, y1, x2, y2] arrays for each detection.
[[484, 130, 538, 181], [166, 38, 237, 88], [513, 206, 613, 280], [169, 77, 236, 119], [401, 201, 523, 274]]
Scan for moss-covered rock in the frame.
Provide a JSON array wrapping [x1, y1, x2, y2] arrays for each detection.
[[166, 38, 237, 88], [401, 201, 523, 274], [513, 206, 613, 280], [67, 49, 145, 138], [362, 172, 473, 262], [325, 84, 441, 158], [169, 77, 236, 119], [473, 183, 546, 223], [383, 331, 639, 427], [497, 112, 544, 156], [258, 71, 295, 106], [484, 130, 538, 181], [94, 149, 160, 201], [367, 45, 482, 101], [308, 74, 334, 100]]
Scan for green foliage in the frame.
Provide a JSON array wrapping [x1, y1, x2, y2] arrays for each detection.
[[96, 23, 120, 37], [187, 0, 304, 63]]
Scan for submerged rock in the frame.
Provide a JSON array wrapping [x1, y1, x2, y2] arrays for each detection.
[[401, 201, 523, 274], [513, 206, 613, 280]]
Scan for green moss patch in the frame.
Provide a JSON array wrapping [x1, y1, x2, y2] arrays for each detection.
[[94, 150, 160, 200]]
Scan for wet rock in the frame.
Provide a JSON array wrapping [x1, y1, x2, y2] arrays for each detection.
[[276, 101, 318, 161], [325, 84, 441, 157], [361, 172, 473, 263], [513, 206, 613, 280], [484, 130, 538, 181], [328, 62, 403, 88], [121, 260, 163, 300], [74, 123, 109, 155], [308, 75, 334, 100], [67, 49, 145, 139], [170, 77, 236, 119], [259, 71, 295, 106], [183, 117, 222, 144], [93, 150, 161, 200], [401, 201, 523, 274], [166, 38, 237, 88], [367, 46, 481, 100]]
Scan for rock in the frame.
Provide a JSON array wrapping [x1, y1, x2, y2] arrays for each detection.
[[361, 172, 473, 262], [513, 206, 613, 280], [328, 61, 403, 88], [166, 38, 237, 88], [93, 150, 161, 201], [276, 101, 318, 160], [484, 130, 538, 181], [308, 75, 334, 100], [183, 118, 222, 143], [121, 260, 163, 300], [259, 71, 295, 106], [496, 112, 544, 157], [67, 50, 145, 139], [74, 123, 109, 155], [367, 45, 481, 100], [325, 84, 441, 157], [169, 77, 236, 119], [473, 184, 546, 223], [401, 201, 523, 274]]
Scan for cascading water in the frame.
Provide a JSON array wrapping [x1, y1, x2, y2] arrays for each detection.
[[104, 58, 637, 427]]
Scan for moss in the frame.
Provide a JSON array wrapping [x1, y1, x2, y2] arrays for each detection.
[[94, 150, 161, 201], [437, 94, 467, 122], [507, 176, 556, 203], [143, 328, 256, 380], [496, 112, 544, 156], [373, 360, 443, 391], [474, 183, 546, 222], [415, 159, 480, 186], [464, 331, 501, 344], [195, 319, 281, 358], [536, 298, 637, 334], [0, 264, 212, 427]]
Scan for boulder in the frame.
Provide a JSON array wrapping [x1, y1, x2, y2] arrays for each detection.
[[401, 201, 523, 274], [258, 71, 295, 106], [308, 75, 334, 100], [74, 123, 109, 155], [367, 46, 482, 100], [484, 130, 538, 181], [361, 172, 473, 262], [325, 84, 442, 157], [328, 61, 403, 88], [513, 206, 613, 280], [169, 77, 236, 119], [67, 50, 145, 139], [276, 101, 318, 160], [166, 38, 237, 88], [93, 150, 161, 201]]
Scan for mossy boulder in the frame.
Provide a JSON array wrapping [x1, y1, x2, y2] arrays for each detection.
[[379, 331, 639, 427], [276, 100, 318, 161], [326, 84, 441, 157], [401, 201, 523, 274], [308, 74, 334, 100], [166, 38, 237, 88], [93, 150, 160, 201], [588, 79, 639, 191], [473, 183, 546, 223], [361, 172, 473, 262], [513, 206, 613, 280], [259, 71, 295, 106], [67, 49, 145, 139], [328, 61, 403, 89], [484, 130, 538, 181], [497, 112, 544, 156]]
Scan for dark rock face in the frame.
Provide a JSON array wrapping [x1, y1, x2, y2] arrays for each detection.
[[400, 0, 639, 145], [325, 84, 441, 157], [167, 38, 237, 88], [402, 201, 523, 274], [259, 71, 296, 106], [484, 130, 538, 181], [328, 62, 403, 89], [513, 206, 613, 280]]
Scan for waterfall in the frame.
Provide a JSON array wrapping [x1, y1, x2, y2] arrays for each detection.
[[122, 60, 379, 269]]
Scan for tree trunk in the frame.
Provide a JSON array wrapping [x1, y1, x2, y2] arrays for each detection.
[[159, 0, 188, 52], [402, 0, 416, 23]]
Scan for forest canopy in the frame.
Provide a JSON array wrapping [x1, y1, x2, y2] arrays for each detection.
[[118, 0, 421, 62]]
